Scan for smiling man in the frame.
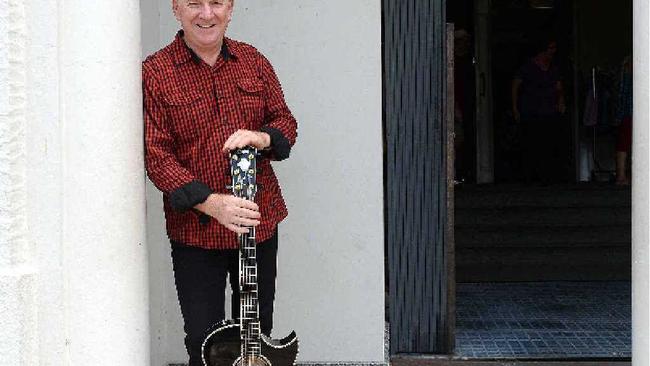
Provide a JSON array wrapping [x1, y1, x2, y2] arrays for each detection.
[[142, 0, 298, 364]]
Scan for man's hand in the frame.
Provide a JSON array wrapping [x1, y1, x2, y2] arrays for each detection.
[[195, 193, 261, 234], [513, 108, 521, 123], [222, 129, 271, 153]]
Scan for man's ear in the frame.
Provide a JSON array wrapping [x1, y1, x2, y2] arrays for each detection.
[[172, 0, 181, 21], [227, 1, 234, 21]]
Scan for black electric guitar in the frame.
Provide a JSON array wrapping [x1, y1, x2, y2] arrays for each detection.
[[201, 147, 299, 366]]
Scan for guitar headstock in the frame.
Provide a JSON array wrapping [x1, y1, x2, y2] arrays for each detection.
[[229, 147, 258, 201]]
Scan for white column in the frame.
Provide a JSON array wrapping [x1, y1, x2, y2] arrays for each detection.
[[0, 1, 38, 364], [58, 1, 149, 365], [633, 0, 650, 365], [0, 0, 149, 364]]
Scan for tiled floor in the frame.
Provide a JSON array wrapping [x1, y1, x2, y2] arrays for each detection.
[[455, 281, 631, 359]]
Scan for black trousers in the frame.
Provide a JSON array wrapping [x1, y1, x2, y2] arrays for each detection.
[[171, 231, 278, 366]]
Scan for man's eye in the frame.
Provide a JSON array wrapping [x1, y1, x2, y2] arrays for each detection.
[[210, 0, 225, 5], [187, 1, 199, 7]]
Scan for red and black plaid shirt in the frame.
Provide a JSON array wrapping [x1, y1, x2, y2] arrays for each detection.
[[143, 31, 298, 249]]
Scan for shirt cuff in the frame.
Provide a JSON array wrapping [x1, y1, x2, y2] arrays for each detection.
[[260, 126, 291, 161], [169, 180, 213, 212]]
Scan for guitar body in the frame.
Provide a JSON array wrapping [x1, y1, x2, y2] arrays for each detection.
[[201, 320, 299, 366]]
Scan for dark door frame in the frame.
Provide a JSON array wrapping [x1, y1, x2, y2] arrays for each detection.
[[383, 0, 454, 356]]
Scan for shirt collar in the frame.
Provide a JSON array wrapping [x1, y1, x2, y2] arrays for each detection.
[[172, 30, 237, 66]]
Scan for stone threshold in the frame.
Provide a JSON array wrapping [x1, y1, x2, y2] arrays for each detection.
[[391, 356, 631, 366]]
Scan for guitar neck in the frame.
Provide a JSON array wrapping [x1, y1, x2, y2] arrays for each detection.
[[229, 147, 262, 359], [239, 227, 261, 358]]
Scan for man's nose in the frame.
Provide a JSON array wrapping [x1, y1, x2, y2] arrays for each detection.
[[199, 3, 214, 19]]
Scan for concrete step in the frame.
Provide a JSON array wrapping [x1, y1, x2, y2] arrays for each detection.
[[456, 246, 631, 282], [455, 184, 631, 209], [456, 262, 631, 282], [455, 225, 630, 248], [457, 246, 630, 266], [453, 184, 632, 282], [455, 207, 630, 227]]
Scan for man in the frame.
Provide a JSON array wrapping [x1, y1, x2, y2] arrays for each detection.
[[143, 0, 297, 364]]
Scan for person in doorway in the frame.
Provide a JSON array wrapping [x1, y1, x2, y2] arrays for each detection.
[[142, 1, 298, 364], [512, 38, 566, 184]]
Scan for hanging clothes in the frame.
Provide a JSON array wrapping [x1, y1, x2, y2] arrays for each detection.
[[583, 67, 617, 127]]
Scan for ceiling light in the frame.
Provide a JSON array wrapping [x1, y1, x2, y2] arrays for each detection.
[[528, 0, 554, 9]]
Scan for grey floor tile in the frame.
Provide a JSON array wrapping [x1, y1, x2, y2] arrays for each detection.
[[455, 281, 631, 359]]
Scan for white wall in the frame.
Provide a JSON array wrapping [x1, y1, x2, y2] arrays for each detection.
[[227, 2, 384, 362], [144, 0, 385, 363]]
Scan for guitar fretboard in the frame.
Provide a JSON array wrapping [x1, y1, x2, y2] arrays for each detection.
[[240, 226, 262, 358]]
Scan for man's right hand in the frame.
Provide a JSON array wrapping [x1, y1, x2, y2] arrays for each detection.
[[513, 109, 521, 123], [195, 193, 261, 234]]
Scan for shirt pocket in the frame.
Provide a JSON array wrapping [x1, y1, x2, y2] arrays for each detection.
[[237, 78, 265, 129], [163, 90, 205, 143]]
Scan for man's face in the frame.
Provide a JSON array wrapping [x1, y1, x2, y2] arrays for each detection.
[[173, 0, 233, 50]]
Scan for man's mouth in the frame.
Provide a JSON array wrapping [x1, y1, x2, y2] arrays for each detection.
[[197, 24, 216, 29]]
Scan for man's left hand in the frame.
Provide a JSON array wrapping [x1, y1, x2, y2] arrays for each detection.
[[222, 129, 271, 153]]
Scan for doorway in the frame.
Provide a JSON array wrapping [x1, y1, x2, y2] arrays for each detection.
[[448, 0, 632, 360]]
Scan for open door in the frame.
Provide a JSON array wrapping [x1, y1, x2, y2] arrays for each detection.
[[383, 0, 454, 357]]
